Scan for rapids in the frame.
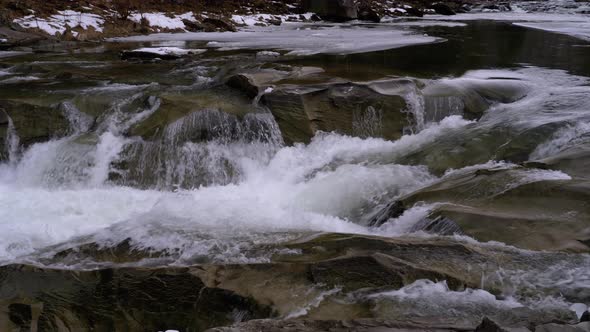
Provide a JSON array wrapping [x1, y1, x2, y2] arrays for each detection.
[[0, 16, 589, 330]]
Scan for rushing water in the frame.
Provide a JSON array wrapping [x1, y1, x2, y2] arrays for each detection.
[[1, 18, 589, 325]]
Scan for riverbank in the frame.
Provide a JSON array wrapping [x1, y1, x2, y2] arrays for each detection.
[[0, 0, 515, 46]]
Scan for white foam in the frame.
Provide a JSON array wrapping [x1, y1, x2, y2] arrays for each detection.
[[370, 279, 523, 309], [0, 116, 472, 262]]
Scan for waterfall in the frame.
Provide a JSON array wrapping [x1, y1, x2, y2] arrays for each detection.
[[113, 109, 283, 189], [352, 105, 383, 138], [402, 86, 426, 134], [423, 95, 465, 123], [6, 116, 20, 166]]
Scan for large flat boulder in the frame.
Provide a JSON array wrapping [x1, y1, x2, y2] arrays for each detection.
[[261, 78, 415, 144]]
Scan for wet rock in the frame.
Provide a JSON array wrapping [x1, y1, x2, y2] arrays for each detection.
[[535, 322, 590, 332], [225, 67, 326, 100], [261, 78, 414, 144], [301, 0, 358, 22], [0, 265, 273, 332], [367, 201, 405, 227], [476, 317, 532, 331], [409, 215, 464, 236], [372, 165, 590, 252], [226, 73, 261, 99], [128, 88, 257, 140], [206, 318, 464, 331], [225, 69, 294, 99], [7, 234, 584, 329], [309, 255, 461, 292], [422, 77, 530, 122], [430, 3, 456, 15], [0, 101, 70, 160]]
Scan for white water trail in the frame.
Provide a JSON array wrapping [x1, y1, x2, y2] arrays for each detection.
[[530, 121, 590, 160]]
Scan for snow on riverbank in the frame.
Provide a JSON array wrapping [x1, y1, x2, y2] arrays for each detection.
[[128, 12, 196, 31], [13, 10, 104, 36]]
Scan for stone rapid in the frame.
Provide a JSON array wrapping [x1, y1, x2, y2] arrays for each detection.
[[0, 14, 589, 332]]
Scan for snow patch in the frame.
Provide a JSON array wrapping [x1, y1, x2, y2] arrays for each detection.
[[256, 50, 280, 58], [13, 10, 104, 36], [131, 47, 206, 56], [129, 12, 195, 31]]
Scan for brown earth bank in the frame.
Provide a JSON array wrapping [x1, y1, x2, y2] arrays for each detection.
[[0, 0, 512, 45]]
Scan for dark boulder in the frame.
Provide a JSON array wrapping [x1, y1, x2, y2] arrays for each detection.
[[301, 0, 358, 22], [358, 7, 381, 23], [431, 3, 456, 15], [405, 7, 424, 17], [203, 17, 237, 32]]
